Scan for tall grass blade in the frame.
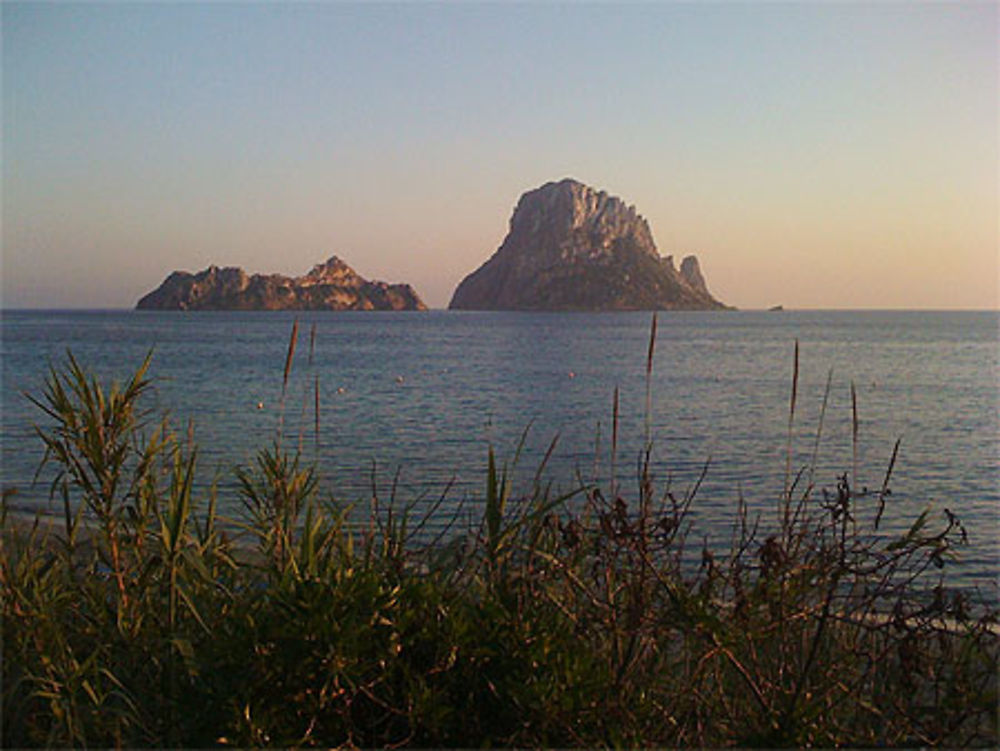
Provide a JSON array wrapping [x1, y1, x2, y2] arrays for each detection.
[[314, 374, 320, 454], [645, 312, 658, 447], [277, 319, 299, 447], [806, 367, 834, 492], [611, 386, 620, 500], [485, 446, 506, 562], [875, 437, 900, 530], [851, 380, 859, 489], [282, 318, 299, 397], [531, 433, 560, 495], [297, 324, 320, 457], [783, 339, 799, 521]]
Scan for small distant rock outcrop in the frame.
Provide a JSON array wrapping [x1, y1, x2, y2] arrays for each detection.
[[449, 178, 729, 311], [136, 256, 426, 311]]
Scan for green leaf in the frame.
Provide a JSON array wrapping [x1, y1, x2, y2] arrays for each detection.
[[171, 636, 201, 678]]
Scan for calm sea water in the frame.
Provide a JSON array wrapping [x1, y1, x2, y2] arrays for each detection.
[[2, 310, 997, 597]]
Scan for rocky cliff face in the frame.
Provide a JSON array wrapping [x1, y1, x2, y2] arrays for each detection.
[[136, 256, 426, 311], [449, 179, 728, 311]]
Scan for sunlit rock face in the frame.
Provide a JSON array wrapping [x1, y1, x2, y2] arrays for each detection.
[[449, 178, 729, 311], [136, 256, 426, 311]]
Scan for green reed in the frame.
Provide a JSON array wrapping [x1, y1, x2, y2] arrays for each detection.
[[2, 341, 996, 748]]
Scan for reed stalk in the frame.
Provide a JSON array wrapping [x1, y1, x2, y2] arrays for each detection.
[[276, 318, 299, 448], [644, 312, 657, 448], [610, 385, 619, 501]]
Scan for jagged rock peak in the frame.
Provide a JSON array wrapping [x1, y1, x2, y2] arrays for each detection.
[[449, 179, 729, 311], [137, 256, 426, 311], [679, 255, 710, 296], [302, 255, 361, 286], [507, 178, 658, 261]]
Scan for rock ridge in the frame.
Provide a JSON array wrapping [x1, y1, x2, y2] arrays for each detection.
[[449, 178, 728, 311], [136, 256, 426, 311]]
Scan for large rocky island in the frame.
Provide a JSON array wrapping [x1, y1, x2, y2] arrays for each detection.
[[449, 179, 729, 311], [136, 256, 426, 311]]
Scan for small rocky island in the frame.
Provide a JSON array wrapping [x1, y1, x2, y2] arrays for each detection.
[[136, 256, 426, 311], [449, 178, 729, 311]]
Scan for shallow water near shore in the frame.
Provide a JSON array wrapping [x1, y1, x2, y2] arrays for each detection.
[[2, 309, 997, 598]]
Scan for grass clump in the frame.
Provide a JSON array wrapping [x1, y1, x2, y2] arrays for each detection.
[[2, 345, 997, 748]]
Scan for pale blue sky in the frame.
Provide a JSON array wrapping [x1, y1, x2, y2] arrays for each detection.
[[3, 2, 996, 309]]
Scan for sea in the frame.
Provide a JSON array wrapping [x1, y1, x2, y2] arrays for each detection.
[[2, 309, 997, 600]]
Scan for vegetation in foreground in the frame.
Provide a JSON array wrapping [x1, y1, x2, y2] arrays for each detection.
[[2, 338, 997, 748]]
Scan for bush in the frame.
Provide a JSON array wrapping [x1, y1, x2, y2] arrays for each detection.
[[2, 344, 996, 747]]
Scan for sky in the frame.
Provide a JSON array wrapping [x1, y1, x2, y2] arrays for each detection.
[[2, 2, 997, 310]]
